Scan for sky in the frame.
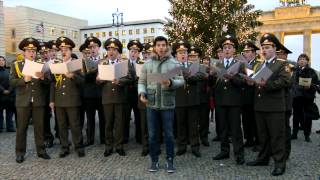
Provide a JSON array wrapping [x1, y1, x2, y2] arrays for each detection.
[[3, 0, 320, 69]]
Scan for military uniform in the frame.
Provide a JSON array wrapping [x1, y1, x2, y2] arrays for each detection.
[[99, 38, 130, 156], [124, 40, 144, 144], [50, 37, 85, 157], [212, 35, 245, 164], [38, 41, 55, 148], [172, 40, 202, 157], [247, 33, 290, 176], [240, 41, 260, 148], [82, 37, 105, 146], [10, 37, 50, 163], [189, 46, 211, 146]]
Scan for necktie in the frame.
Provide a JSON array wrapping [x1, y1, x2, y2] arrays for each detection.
[[226, 60, 230, 68]]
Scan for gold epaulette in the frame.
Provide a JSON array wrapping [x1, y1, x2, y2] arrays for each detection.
[[14, 61, 24, 78]]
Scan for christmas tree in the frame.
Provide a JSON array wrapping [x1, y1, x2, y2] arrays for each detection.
[[164, 0, 263, 56]]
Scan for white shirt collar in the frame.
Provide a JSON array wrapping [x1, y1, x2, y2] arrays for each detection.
[[265, 55, 276, 64]]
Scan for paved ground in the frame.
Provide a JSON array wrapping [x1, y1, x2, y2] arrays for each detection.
[[0, 112, 320, 179]]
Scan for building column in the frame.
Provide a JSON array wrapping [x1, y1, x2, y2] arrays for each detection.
[[303, 30, 312, 59], [0, 0, 4, 57], [274, 31, 285, 44]]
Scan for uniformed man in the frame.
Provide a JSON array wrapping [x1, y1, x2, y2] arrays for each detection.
[[246, 33, 290, 176], [189, 45, 210, 146], [138, 42, 153, 156], [97, 38, 130, 157], [211, 46, 224, 142], [82, 36, 105, 146], [276, 43, 294, 160], [47, 40, 60, 140], [240, 40, 260, 149], [38, 41, 55, 148], [49, 36, 85, 158], [124, 40, 144, 144], [79, 43, 90, 59], [212, 34, 245, 165], [10, 37, 51, 163], [142, 42, 153, 60], [173, 40, 202, 158]]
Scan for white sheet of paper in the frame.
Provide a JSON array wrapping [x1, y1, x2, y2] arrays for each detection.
[[67, 59, 83, 72], [98, 61, 129, 81], [189, 62, 200, 76], [226, 61, 241, 75], [252, 66, 273, 83], [136, 64, 144, 77], [299, 77, 312, 87], [98, 64, 115, 80], [22, 60, 44, 78], [246, 68, 254, 77], [147, 67, 181, 83], [49, 63, 68, 74]]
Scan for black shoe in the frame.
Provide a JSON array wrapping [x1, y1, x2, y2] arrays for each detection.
[[271, 167, 285, 176], [176, 149, 186, 156], [212, 136, 220, 142], [246, 160, 269, 166], [213, 152, 229, 160], [16, 155, 24, 163], [45, 139, 54, 148], [305, 136, 311, 142], [291, 134, 297, 140], [201, 140, 210, 147], [38, 153, 51, 160], [141, 149, 149, 156], [236, 157, 245, 165], [59, 151, 70, 158], [104, 149, 113, 157], [244, 140, 254, 147], [116, 149, 126, 156], [192, 150, 201, 158], [84, 141, 94, 147], [316, 130, 320, 134], [77, 149, 85, 157]]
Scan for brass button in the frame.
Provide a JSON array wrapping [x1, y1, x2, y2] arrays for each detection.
[[258, 94, 261, 97], [31, 90, 34, 92], [62, 92, 65, 95], [112, 88, 115, 92], [62, 85, 66, 88], [224, 80, 228, 83], [63, 78, 66, 81], [224, 87, 227, 90], [258, 86, 261, 89], [31, 82, 34, 85]]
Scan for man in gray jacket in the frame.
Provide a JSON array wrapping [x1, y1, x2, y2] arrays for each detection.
[[138, 36, 184, 173]]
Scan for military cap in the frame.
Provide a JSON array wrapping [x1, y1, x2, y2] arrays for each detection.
[[38, 41, 50, 52], [243, 40, 259, 51], [189, 45, 202, 57], [104, 38, 122, 54], [84, 36, 101, 48], [18, 37, 40, 51], [47, 40, 59, 50], [277, 43, 292, 54], [260, 33, 281, 48], [56, 36, 75, 49], [171, 40, 191, 55], [79, 43, 89, 52], [219, 34, 238, 48], [143, 42, 154, 53], [127, 40, 143, 52]]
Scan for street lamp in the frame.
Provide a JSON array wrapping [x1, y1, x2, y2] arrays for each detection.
[[112, 8, 123, 39]]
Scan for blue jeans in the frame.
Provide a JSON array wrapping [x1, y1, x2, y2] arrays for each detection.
[[147, 108, 175, 162]]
